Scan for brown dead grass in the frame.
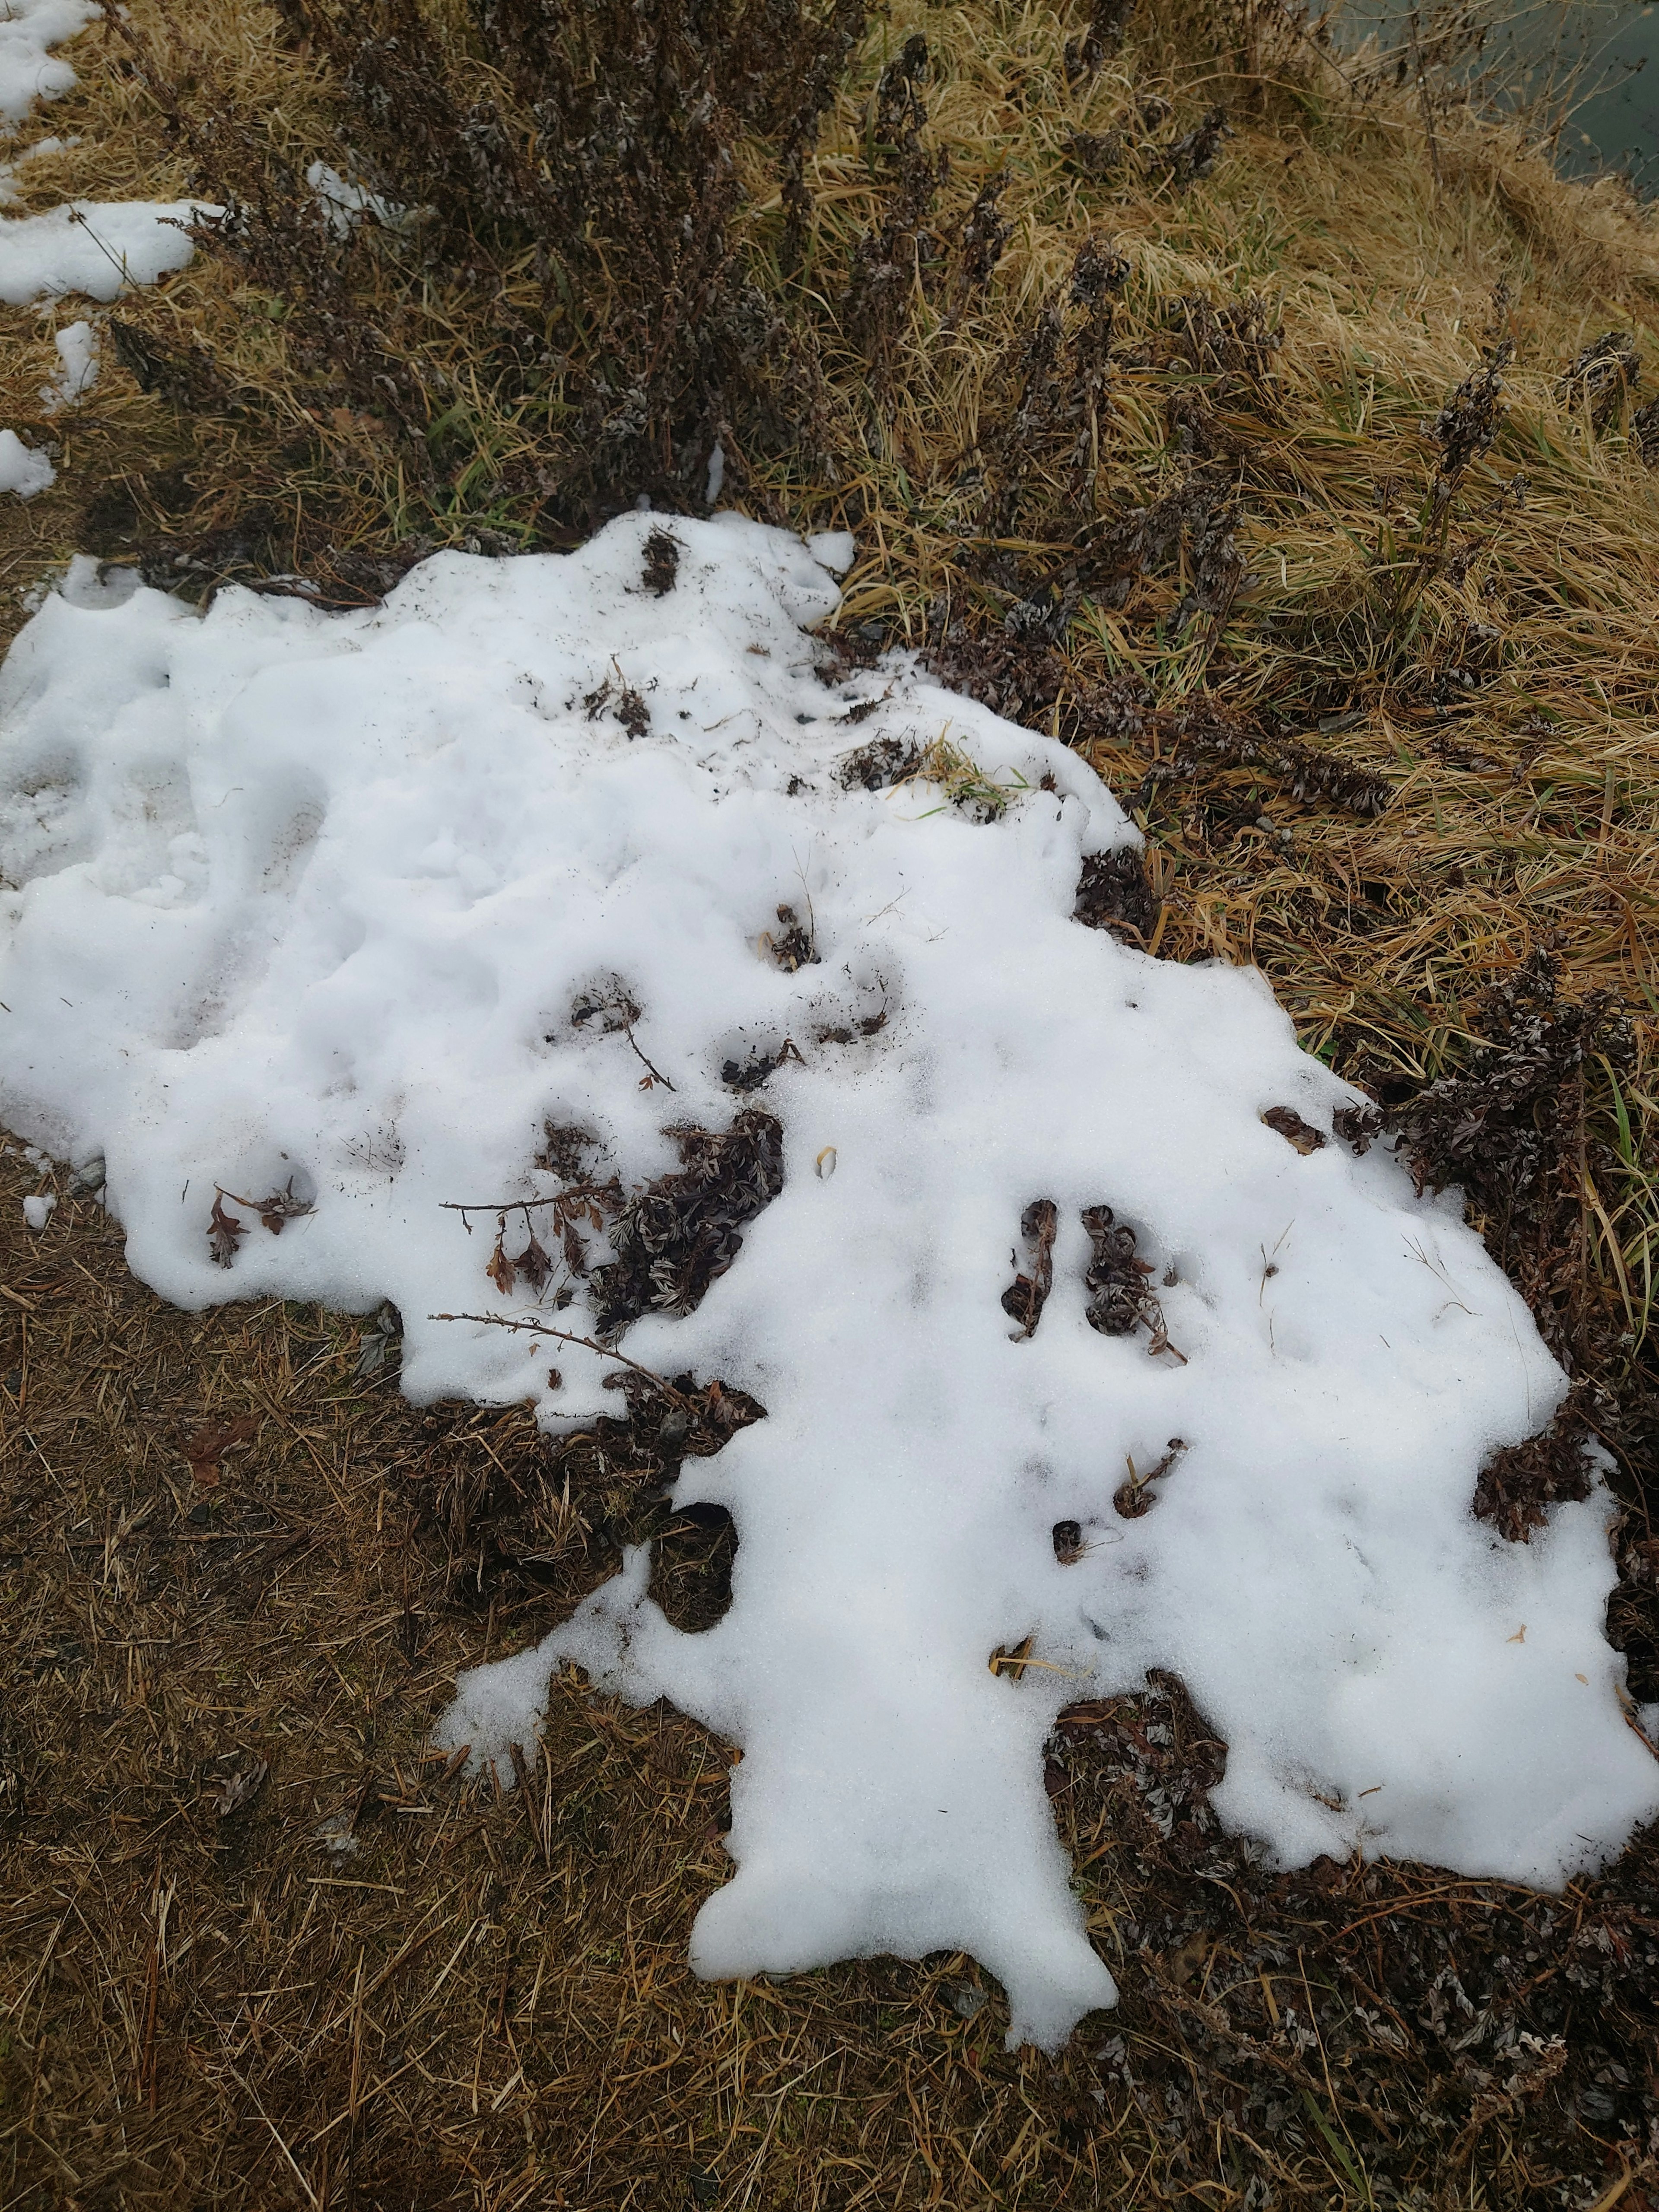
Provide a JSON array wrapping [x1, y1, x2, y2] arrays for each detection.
[[4, 0, 1659, 2206]]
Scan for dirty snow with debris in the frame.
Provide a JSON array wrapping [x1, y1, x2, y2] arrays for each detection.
[[0, 514, 1653, 2050]]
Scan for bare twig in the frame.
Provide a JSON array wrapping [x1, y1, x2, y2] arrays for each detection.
[[623, 1020, 675, 1091], [429, 1312, 690, 1404]]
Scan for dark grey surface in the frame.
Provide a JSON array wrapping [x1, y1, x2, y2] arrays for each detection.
[[1342, 3, 1659, 191], [1565, 1, 1659, 184]]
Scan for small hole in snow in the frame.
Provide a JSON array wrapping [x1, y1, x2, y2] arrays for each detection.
[[1053, 1519, 1083, 1564]]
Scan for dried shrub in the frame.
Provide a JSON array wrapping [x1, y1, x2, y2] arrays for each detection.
[[1064, 0, 1136, 83], [1081, 1203, 1177, 1356], [127, 0, 875, 522], [640, 530, 681, 596], [841, 34, 950, 396], [1074, 847, 1158, 943], [838, 733, 922, 790], [1474, 1390, 1595, 1543], [1156, 105, 1230, 187], [1261, 1105, 1326, 1154], [1159, 703, 1392, 817], [1388, 950, 1634, 1357], [588, 1108, 785, 1335], [1001, 1198, 1058, 1338], [1426, 342, 1511, 485], [1557, 331, 1641, 432]]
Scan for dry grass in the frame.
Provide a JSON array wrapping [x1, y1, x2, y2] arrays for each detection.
[[4, 0, 1659, 2205]]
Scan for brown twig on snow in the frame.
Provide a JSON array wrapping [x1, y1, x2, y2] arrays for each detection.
[[428, 1311, 691, 1405]]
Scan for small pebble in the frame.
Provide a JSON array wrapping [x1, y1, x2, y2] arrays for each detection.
[[22, 1193, 55, 1231]]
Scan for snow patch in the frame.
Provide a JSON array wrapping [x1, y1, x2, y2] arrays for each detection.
[[40, 315, 96, 409], [0, 427, 53, 498], [0, 512, 1653, 2051], [0, 0, 97, 130], [0, 199, 216, 304], [305, 161, 409, 241]]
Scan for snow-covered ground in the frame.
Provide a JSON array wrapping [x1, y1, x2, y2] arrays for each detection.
[[0, 0, 203, 497], [1, 514, 1654, 2049]]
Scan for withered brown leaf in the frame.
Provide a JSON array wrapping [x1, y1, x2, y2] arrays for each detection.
[[213, 1757, 269, 1818], [208, 1192, 245, 1269], [486, 1234, 516, 1297], [1261, 1106, 1327, 1155]]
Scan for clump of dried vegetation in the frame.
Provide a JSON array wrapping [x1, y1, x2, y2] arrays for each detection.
[[4, 0, 1659, 2205]]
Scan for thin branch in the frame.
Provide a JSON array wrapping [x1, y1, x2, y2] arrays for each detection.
[[440, 1197, 563, 1220], [623, 1020, 674, 1091], [428, 1312, 690, 1404]]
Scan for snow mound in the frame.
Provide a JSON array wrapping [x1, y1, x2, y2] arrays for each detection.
[[0, 0, 96, 130], [40, 315, 96, 409], [0, 197, 213, 303], [0, 513, 1653, 2050], [0, 426, 53, 497]]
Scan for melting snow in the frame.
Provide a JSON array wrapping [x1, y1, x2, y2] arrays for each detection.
[[0, 197, 213, 303], [39, 314, 96, 408], [0, 1, 210, 305], [0, 426, 53, 497], [305, 160, 408, 240], [0, 0, 96, 130], [0, 514, 1653, 2050]]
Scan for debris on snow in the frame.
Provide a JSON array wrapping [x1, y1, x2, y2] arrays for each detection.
[[0, 510, 1654, 2053]]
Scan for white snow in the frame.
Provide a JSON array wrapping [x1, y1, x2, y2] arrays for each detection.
[[0, 198, 215, 303], [0, 427, 53, 497], [0, 0, 96, 130], [0, 512, 1653, 2050], [40, 315, 96, 409], [805, 530, 857, 575], [305, 161, 407, 241], [21, 1191, 54, 1229]]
